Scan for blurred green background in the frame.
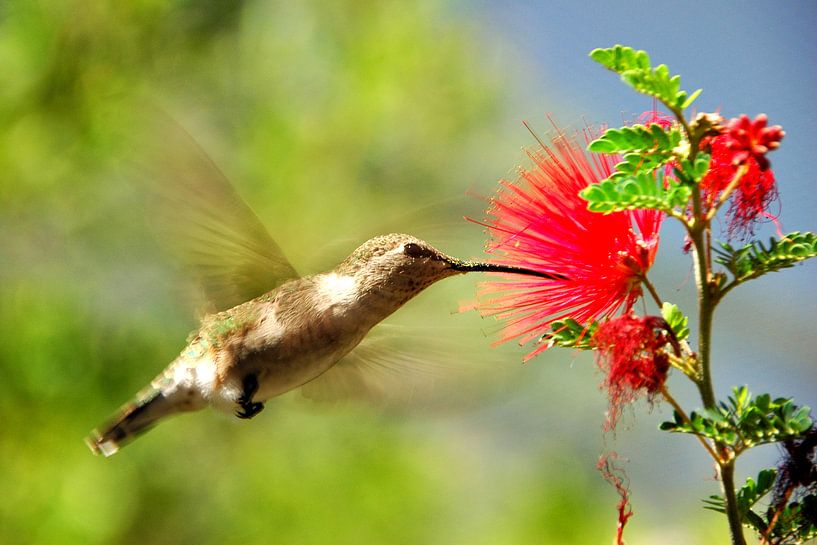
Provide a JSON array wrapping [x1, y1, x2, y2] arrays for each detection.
[[1, 1, 813, 544]]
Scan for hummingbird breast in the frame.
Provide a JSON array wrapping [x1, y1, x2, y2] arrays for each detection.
[[192, 274, 372, 409]]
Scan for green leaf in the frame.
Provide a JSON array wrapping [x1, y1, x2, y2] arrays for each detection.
[[660, 387, 813, 454], [674, 152, 711, 184], [540, 319, 598, 350], [681, 88, 703, 109], [708, 469, 817, 541], [737, 469, 777, 512], [743, 510, 768, 533], [715, 232, 817, 285], [589, 45, 651, 72], [591, 131, 681, 179], [587, 124, 681, 155], [702, 495, 726, 514], [703, 469, 777, 533], [612, 153, 659, 177], [589, 45, 700, 111], [660, 302, 689, 341], [580, 170, 691, 214]]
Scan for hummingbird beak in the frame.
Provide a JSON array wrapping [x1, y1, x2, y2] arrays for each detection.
[[447, 259, 567, 280]]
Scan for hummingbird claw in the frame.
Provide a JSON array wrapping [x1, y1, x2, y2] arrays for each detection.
[[235, 401, 264, 419], [236, 373, 264, 419]]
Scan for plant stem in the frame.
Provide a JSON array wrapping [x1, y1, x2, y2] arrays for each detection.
[[689, 186, 746, 545], [705, 164, 749, 221], [689, 192, 716, 407], [659, 385, 721, 463], [640, 273, 663, 309], [655, 103, 746, 543], [720, 462, 747, 545]]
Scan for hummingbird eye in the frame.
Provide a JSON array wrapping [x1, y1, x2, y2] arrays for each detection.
[[403, 242, 432, 258]]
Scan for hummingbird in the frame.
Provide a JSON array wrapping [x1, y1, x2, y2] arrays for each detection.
[[85, 123, 561, 457]]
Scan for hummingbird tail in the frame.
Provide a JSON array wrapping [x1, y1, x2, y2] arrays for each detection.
[[85, 386, 174, 457]]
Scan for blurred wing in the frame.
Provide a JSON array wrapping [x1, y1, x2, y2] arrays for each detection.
[[300, 323, 516, 409], [140, 117, 298, 312], [299, 194, 490, 274]]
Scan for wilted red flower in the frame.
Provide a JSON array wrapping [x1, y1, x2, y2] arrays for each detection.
[[475, 127, 663, 360], [591, 314, 675, 430], [773, 426, 817, 509], [701, 132, 779, 237], [598, 453, 634, 545]]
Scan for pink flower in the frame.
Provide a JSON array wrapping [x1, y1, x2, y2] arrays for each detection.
[[475, 126, 663, 360], [591, 314, 675, 430]]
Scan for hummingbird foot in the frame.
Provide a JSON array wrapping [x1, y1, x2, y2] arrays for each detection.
[[236, 401, 264, 419], [236, 373, 265, 419]]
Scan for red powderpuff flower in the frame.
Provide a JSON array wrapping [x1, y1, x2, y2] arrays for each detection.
[[475, 127, 663, 360], [723, 114, 784, 171], [591, 314, 676, 430], [701, 133, 779, 238]]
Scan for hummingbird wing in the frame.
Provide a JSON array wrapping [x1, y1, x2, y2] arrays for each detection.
[[298, 194, 488, 275], [140, 116, 298, 312], [300, 323, 517, 409]]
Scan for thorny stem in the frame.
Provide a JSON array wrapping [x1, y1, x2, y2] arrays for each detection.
[[721, 462, 746, 545], [689, 192, 716, 407]]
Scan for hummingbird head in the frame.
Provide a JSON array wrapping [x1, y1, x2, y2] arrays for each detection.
[[336, 233, 561, 307], [337, 234, 458, 289]]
